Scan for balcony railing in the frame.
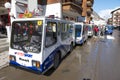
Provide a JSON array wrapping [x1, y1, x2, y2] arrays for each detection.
[[62, 1, 82, 11], [0, 2, 5, 7], [0, 0, 11, 7], [62, 0, 82, 6], [87, 8, 93, 14], [87, 1, 93, 7], [87, 0, 94, 4]]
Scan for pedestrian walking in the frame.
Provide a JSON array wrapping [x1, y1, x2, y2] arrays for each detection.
[[93, 26, 99, 36], [99, 26, 103, 36]]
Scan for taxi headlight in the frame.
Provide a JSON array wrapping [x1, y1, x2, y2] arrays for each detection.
[[32, 60, 40, 68], [9, 55, 16, 61]]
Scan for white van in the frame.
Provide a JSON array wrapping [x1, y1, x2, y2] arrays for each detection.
[[87, 24, 94, 37], [73, 22, 88, 45]]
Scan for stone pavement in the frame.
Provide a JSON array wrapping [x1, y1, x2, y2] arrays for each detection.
[[0, 37, 9, 69], [0, 33, 7, 38], [0, 33, 9, 69]]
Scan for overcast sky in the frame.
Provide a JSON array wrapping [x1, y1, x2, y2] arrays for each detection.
[[93, 0, 120, 19]]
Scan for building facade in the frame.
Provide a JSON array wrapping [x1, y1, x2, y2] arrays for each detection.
[[62, 0, 83, 21], [39, 0, 83, 21], [111, 8, 120, 27], [107, 18, 112, 25], [0, 0, 94, 23], [82, 0, 94, 23], [0, 0, 11, 26], [44, 0, 94, 23], [0, 0, 9, 15]]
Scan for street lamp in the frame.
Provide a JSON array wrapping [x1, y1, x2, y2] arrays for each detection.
[[4, 2, 11, 25]]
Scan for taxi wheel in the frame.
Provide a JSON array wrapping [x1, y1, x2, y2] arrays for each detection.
[[53, 52, 61, 69], [70, 43, 73, 52]]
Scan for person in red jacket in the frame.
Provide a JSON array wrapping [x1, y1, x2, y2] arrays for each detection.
[[93, 26, 99, 36]]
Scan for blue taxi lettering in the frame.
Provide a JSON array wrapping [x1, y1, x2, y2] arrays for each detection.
[[24, 54, 32, 58]]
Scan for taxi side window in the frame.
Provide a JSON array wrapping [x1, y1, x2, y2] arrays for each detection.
[[45, 22, 57, 47]]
